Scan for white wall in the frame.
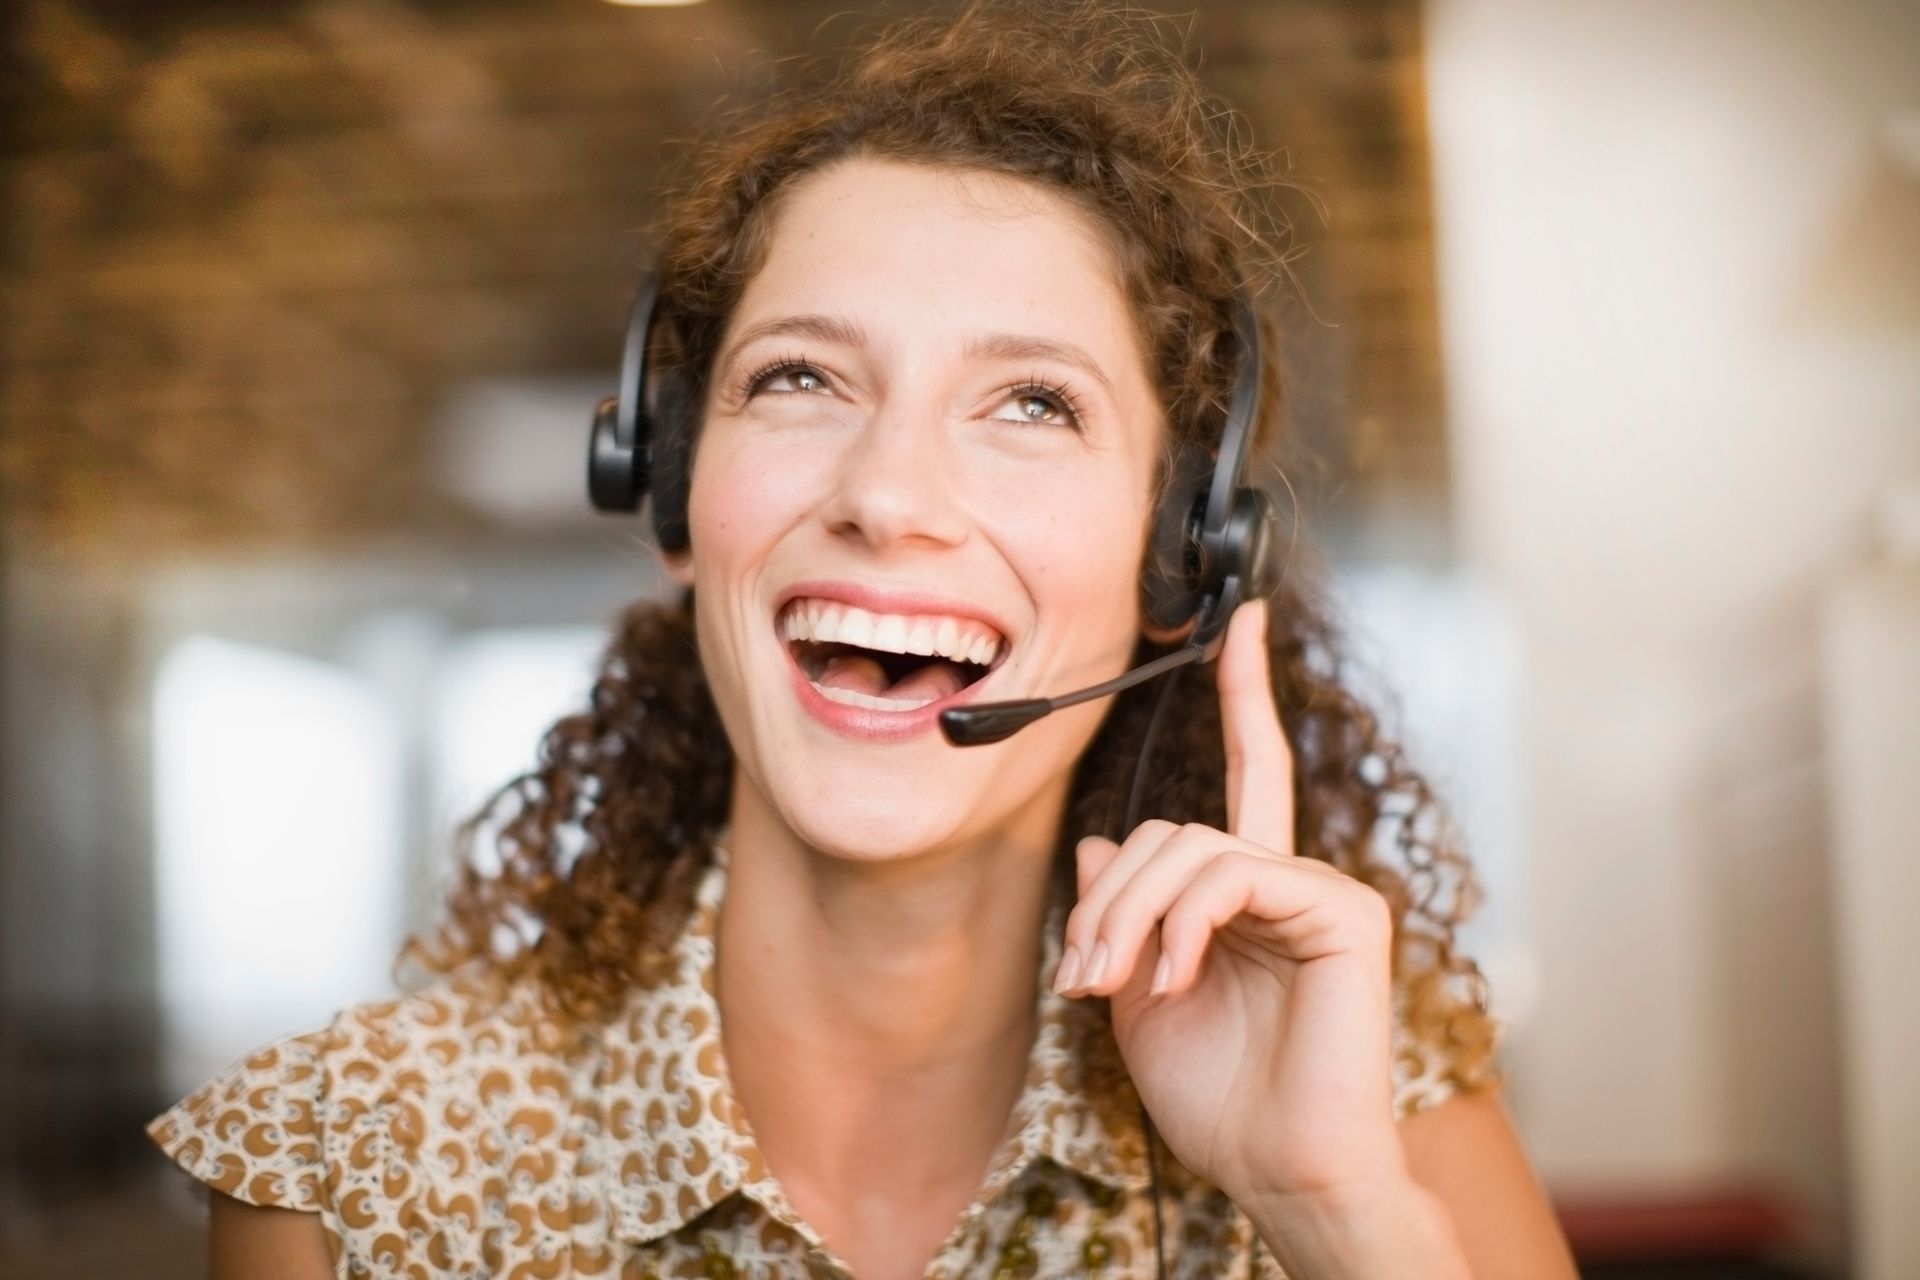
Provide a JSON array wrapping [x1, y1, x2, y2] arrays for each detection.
[[1422, 0, 1920, 1271], [1819, 556, 1920, 1280]]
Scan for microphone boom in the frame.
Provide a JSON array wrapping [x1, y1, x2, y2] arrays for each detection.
[[938, 645, 1205, 746]]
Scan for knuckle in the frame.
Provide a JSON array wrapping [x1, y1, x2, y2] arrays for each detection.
[[1133, 818, 1179, 846], [1176, 821, 1218, 848], [1088, 916, 1125, 954], [1062, 906, 1082, 943], [1066, 904, 1098, 948], [1100, 889, 1145, 937], [1197, 848, 1241, 882], [1351, 884, 1394, 931], [1157, 907, 1195, 952]]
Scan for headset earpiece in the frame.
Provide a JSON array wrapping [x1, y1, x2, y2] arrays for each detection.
[[1225, 487, 1279, 599], [587, 393, 643, 513], [586, 270, 697, 554], [1137, 292, 1280, 657]]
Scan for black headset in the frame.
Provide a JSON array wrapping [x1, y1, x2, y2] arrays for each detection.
[[587, 272, 693, 553], [587, 267, 1280, 671]]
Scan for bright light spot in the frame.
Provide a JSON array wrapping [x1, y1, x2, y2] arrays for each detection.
[[428, 626, 607, 883], [1329, 565, 1536, 1030], [153, 636, 403, 1096]]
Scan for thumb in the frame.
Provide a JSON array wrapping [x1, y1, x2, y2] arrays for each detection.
[[1075, 834, 1122, 898]]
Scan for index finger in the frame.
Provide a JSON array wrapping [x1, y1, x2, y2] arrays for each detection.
[[1216, 596, 1295, 851]]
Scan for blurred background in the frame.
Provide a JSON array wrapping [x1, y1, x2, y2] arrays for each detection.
[[2, 0, 1915, 1276]]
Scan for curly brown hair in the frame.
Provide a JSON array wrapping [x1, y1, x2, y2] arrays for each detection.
[[400, 0, 1502, 1099]]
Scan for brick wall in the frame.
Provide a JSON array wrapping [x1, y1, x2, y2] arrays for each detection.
[[3, 0, 1449, 562]]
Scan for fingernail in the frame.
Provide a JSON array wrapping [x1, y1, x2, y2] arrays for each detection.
[[1083, 939, 1110, 989], [1150, 953, 1172, 996], [1053, 945, 1083, 994]]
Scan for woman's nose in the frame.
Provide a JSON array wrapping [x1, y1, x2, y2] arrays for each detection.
[[817, 408, 969, 552]]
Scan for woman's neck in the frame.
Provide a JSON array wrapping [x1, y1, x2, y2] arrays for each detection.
[[713, 772, 1067, 1211]]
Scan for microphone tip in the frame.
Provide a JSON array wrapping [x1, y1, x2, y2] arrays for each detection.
[[938, 698, 1053, 746]]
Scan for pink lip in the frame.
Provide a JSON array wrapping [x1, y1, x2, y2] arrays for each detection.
[[772, 578, 1014, 742]]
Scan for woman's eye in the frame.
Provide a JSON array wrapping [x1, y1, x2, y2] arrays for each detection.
[[994, 387, 1078, 428], [1015, 393, 1060, 422], [755, 364, 830, 395]]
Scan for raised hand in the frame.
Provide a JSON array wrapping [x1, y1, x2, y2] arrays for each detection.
[[1053, 598, 1408, 1205]]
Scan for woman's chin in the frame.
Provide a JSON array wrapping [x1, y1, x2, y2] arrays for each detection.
[[776, 786, 983, 864]]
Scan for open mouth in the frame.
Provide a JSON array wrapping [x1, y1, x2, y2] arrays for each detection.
[[778, 598, 1005, 712]]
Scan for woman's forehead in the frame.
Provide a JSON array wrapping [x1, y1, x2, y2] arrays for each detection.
[[734, 157, 1140, 357]]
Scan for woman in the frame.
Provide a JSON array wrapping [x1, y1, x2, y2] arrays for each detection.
[[149, 4, 1577, 1277]]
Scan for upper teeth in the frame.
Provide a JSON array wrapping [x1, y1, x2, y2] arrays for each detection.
[[781, 599, 1003, 666]]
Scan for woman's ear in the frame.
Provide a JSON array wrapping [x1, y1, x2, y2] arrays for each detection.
[[661, 546, 695, 587]]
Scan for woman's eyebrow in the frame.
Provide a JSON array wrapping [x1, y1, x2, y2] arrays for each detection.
[[963, 332, 1116, 400], [720, 314, 867, 371], [718, 317, 1116, 400]]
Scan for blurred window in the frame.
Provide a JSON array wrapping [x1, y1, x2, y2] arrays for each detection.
[[153, 636, 403, 1096], [151, 618, 604, 1097]]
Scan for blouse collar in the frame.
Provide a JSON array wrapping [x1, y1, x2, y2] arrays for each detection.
[[594, 839, 1155, 1248]]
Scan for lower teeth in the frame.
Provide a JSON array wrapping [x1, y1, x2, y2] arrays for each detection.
[[810, 680, 938, 712]]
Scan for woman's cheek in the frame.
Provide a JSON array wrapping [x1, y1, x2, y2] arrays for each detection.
[[993, 475, 1145, 619], [687, 434, 819, 578]]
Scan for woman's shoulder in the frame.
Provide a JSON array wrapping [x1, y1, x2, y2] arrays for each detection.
[[145, 969, 581, 1215], [315, 967, 577, 1081], [1388, 962, 1509, 1121]]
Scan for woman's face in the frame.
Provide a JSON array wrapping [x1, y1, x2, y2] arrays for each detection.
[[675, 156, 1164, 861]]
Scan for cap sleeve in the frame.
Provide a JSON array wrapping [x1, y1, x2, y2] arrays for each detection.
[[1389, 968, 1508, 1121], [146, 1029, 332, 1212]]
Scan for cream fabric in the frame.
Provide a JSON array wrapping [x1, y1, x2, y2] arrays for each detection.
[[149, 841, 1489, 1277]]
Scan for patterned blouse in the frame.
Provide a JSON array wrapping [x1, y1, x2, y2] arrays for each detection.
[[148, 841, 1499, 1278]]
